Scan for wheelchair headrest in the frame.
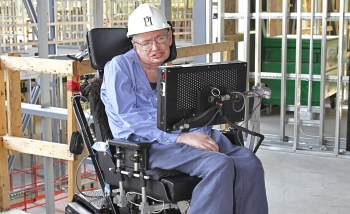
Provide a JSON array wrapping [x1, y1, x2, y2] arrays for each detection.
[[86, 21, 177, 71], [87, 28, 131, 71]]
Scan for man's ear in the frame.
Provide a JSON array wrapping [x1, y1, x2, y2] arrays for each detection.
[[131, 41, 137, 50], [167, 29, 173, 46]]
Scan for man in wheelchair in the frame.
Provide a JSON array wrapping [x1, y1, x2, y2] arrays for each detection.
[[90, 4, 268, 214]]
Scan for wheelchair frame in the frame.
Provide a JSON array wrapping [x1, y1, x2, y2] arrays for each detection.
[[65, 24, 269, 214]]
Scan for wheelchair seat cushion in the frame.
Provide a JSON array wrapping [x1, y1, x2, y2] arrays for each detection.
[[160, 175, 201, 202], [139, 167, 202, 201], [144, 167, 186, 180], [97, 151, 201, 202]]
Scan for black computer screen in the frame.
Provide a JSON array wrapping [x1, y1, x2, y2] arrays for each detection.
[[157, 60, 247, 132]]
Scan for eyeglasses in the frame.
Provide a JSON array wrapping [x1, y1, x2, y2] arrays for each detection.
[[133, 33, 169, 51]]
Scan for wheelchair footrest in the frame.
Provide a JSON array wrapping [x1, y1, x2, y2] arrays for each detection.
[[70, 189, 111, 214], [65, 202, 93, 214]]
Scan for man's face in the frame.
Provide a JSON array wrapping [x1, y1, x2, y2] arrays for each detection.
[[132, 29, 172, 67]]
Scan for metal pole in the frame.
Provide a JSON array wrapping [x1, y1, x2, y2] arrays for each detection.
[[293, 0, 302, 151], [348, 78, 350, 151], [318, 0, 328, 146], [254, 0, 261, 83], [243, 0, 251, 132], [280, 0, 289, 142], [315, 0, 321, 34], [193, 0, 207, 63], [336, 0, 348, 154], [48, 0, 56, 55], [38, 1, 55, 213], [217, 0, 225, 62], [307, 0, 315, 114], [252, 0, 262, 144], [160, 0, 172, 21], [94, 0, 103, 28], [206, 0, 213, 63]]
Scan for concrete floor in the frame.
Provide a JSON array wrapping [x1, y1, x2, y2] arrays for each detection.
[[258, 148, 350, 214], [4, 148, 349, 214]]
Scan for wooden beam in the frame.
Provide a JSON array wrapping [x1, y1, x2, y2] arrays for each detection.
[[0, 39, 86, 48], [302, 25, 333, 34], [6, 53, 23, 156], [176, 41, 236, 59], [2, 136, 73, 160], [224, 34, 244, 42], [0, 72, 6, 135], [223, 0, 237, 130], [0, 67, 10, 211], [0, 56, 74, 75], [75, 60, 97, 75], [66, 75, 80, 202], [1, 41, 245, 77], [269, 0, 283, 37], [225, 0, 237, 60]]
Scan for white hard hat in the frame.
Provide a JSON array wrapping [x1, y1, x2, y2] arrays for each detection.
[[126, 4, 170, 38]]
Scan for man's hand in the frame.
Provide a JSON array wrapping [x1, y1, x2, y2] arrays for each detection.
[[175, 132, 219, 152]]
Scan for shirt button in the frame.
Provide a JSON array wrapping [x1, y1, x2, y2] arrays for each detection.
[[165, 139, 170, 143]]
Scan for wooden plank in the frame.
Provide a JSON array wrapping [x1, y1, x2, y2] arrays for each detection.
[[66, 75, 80, 202], [302, 25, 333, 34], [0, 70, 6, 134], [2, 136, 74, 160], [1, 38, 86, 47], [74, 60, 97, 75], [174, 32, 192, 36], [0, 21, 91, 27], [225, 0, 237, 60], [223, 50, 232, 62], [224, 0, 236, 36], [0, 67, 10, 211], [269, 0, 282, 37], [223, 1, 236, 130], [6, 55, 22, 138], [176, 41, 236, 59], [5, 53, 22, 155], [0, 142, 10, 211], [0, 56, 74, 75], [224, 34, 244, 42]]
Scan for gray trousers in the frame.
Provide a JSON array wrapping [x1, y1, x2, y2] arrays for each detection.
[[149, 129, 268, 214]]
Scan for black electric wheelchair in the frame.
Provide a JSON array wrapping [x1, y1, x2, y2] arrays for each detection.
[[65, 23, 269, 214]]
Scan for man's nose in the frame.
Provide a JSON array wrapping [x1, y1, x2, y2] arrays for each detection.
[[151, 40, 160, 50]]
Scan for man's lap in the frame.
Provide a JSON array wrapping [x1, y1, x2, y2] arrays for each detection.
[[148, 129, 262, 177]]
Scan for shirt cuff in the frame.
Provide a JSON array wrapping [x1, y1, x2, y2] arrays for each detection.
[[156, 131, 179, 144]]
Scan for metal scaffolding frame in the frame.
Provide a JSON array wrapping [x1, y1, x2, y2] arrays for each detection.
[[214, 0, 349, 156]]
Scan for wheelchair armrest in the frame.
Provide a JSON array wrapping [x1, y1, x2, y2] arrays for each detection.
[[108, 138, 153, 170], [222, 129, 244, 147], [108, 138, 152, 149]]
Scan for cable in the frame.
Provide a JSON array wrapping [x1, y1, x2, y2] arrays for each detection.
[[182, 109, 220, 133], [74, 94, 106, 199], [172, 105, 219, 130], [239, 91, 263, 127], [221, 114, 264, 154], [75, 156, 104, 199], [299, 126, 319, 138], [126, 191, 165, 214], [235, 130, 245, 147], [229, 91, 245, 112]]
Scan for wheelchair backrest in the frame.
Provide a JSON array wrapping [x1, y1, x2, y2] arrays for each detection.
[[87, 28, 131, 71], [86, 21, 177, 73], [85, 22, 177, 142]]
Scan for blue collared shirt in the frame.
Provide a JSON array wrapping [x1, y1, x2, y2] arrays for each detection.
[[101, 49, 211, 144]]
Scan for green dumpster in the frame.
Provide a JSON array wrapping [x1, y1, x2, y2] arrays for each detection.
[[261, 35, 338, 106]]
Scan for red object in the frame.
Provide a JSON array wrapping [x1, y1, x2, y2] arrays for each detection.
[[67, 75, 81, 92]]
